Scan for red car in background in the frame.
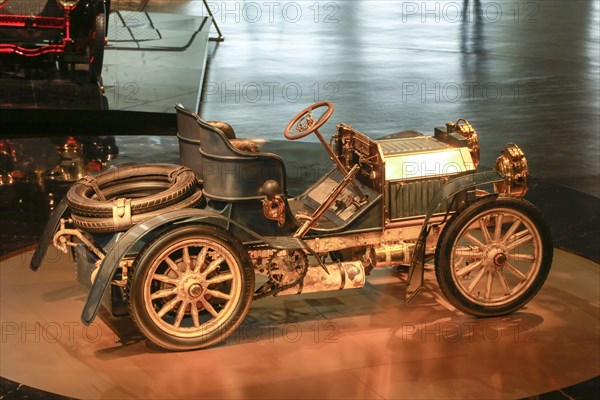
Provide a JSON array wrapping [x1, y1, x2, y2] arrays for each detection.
[[0, 0, 109, 81]]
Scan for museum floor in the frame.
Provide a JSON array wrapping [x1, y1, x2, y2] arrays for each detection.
[[1, 0, 599, 399]]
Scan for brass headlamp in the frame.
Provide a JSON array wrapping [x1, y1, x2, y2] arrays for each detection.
[[494, 142, 529, 197]]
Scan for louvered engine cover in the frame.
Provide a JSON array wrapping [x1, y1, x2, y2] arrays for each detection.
[[377, 134, 476, 220]]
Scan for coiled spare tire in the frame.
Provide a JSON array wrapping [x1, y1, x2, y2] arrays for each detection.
[[67, 164, 203, 233]]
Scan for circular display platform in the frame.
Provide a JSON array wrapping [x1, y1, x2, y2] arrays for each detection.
[[1, 247, 598, 399]]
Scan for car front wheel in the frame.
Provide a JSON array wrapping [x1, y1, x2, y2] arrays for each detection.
[[435, 196, 553, 317]]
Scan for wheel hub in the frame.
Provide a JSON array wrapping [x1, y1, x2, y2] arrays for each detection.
[[180, 276, 205, 299], [188, 283, 204, 298], [483, 243, 508, 270], [494, 253, 507, 266]]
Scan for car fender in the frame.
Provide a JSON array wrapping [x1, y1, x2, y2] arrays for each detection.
[[30, 197, 70, 271], [80, 208, 301, 325], [406, 170, 504, 300]]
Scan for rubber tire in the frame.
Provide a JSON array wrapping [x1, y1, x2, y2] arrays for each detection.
[[67, 164, 198, 218], [127, 224, 254, 351], [89, 12, 105, 82], [435, 196, 553, 317], [71, 188, 203, 233]]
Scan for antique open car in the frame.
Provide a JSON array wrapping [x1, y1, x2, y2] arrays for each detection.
[[31, 102, 553, 351], [0, 0, 109, 81]]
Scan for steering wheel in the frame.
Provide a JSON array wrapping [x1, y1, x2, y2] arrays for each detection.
[[284, 101, 334, 141]]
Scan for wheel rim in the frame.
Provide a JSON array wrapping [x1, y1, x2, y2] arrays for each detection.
[[450, 207, 542, 307], [142, 238, 242, 338]]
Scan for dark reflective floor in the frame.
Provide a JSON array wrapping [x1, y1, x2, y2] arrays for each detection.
[[2, 0, 598, 197]]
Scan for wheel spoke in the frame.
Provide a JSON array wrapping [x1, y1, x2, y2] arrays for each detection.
[[207, 272, 233, 285], [494, 213, 504, 241], [191, 302, 200, 328], [153, 274, 179, 285], [150, 287, 177, 300], [479, 218, 492, 244], [193, 247, 208, 273], [164, 256, 181, 276], [508, 253, 535, 262], [512, 229, 530, 240], [465, 233, 485, 249], [206, 289, 231, 300], [504, 262, 527, 281], [502, 220, 521, 244], [202, 256, 225, 277], [199, 297, 219, 318], [456, 259, 483, 277], [182, 246, 191, 273], [174, 301, 187, 328], [507, 234, 533, 251], [498, 271, 512, 295], [485, 270, 494, 299], [467, 266, 487, 293], [453, 256, 465, 270], [157, 297, 180, 318]]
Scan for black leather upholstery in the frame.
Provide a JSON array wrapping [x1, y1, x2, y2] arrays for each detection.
[[199, 125, 288, 201], [175, 104, 288, 202], [176, 103, 237, 183]]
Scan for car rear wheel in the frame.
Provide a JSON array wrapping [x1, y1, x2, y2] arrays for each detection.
[[435, 196, 553, 317], [127, 224, 254, 351]]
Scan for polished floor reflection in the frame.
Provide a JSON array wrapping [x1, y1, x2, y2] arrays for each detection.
[[1, 0, 598, 196], [0, 247, 598, 399]]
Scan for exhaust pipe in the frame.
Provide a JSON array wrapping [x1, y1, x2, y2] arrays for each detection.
[[276, 261, 366, 296]]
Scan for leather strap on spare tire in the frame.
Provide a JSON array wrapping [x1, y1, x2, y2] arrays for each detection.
[[67, 164, 202, 233]]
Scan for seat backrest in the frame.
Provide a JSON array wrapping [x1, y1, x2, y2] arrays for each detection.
[[198, 123, 288, 202], [176, 103, 287, 201], [176, 104, 205, 181], [176, 103, 237, 183]]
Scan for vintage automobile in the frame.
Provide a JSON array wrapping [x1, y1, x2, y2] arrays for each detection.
[[31, 102, 553, 351], [0, 0, 109, 81]]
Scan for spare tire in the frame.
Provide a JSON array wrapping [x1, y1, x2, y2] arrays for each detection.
[[67, 164, 203, 233], [71, 189, 203, 233], [67, 164, 197, 217]]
